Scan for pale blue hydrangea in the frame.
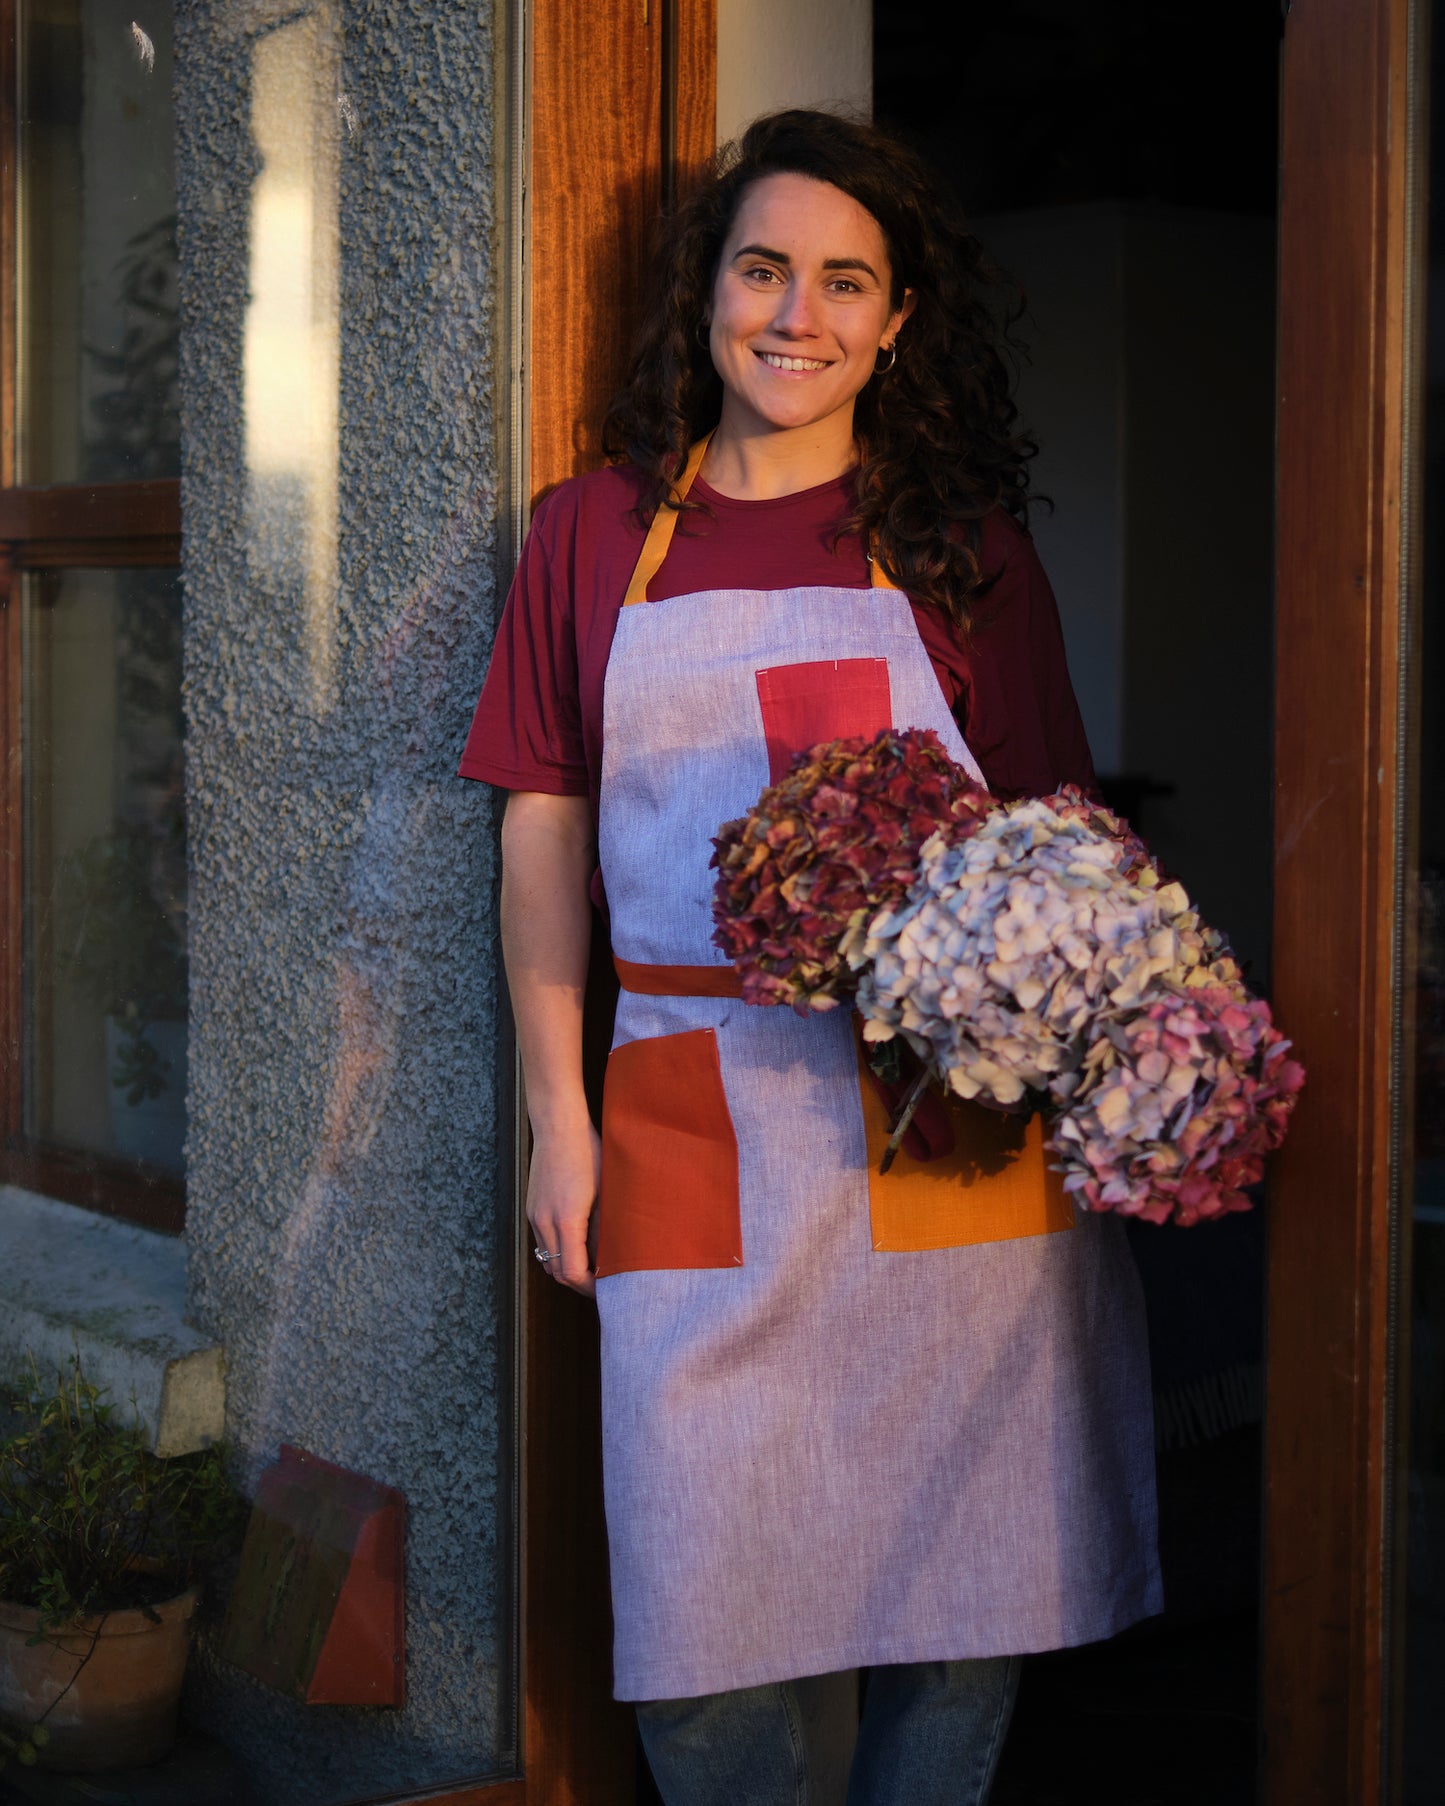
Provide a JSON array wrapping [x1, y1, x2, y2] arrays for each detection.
[[855, 799, 1197, 1109]]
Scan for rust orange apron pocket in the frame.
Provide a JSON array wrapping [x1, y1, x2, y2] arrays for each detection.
[[855, 1036, 1075, 1251], [596, 1028, 743, 1277]]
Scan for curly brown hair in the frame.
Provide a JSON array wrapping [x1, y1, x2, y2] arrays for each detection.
[[601, 108, 1040, 633]]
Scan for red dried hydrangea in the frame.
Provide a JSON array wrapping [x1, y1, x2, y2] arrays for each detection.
[[710, 729, 993, 1011]]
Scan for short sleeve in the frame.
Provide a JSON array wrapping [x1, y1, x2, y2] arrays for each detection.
[[935, 516, 1100, 802], [457, 488, 589, 795]]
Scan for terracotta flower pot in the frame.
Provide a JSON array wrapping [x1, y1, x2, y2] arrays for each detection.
[[0, 1585, 199, 1772]]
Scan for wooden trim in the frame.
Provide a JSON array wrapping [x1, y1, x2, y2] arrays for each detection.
[[521, 53, 643, 1757], [0, 479, 180, 544], [0, 1140, 185, 1234], [527, 0, 663, 502], [0, 0, 15, 492], [1262, 0, 1420, 1799], [674, 0, 717, 185], [0, 555, 18, 1145], [525, 0, 668, 1795], [0, 7, 16, 1152], [334, 1778, 524, 1806], [9, 536, 181, 569], [521, 8, 716, 1801]]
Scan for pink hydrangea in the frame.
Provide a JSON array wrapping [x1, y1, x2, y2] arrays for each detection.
[[1047, 983, 1306, 1225]]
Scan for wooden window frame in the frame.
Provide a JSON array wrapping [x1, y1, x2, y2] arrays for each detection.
[[0, 0, 185, 1233]]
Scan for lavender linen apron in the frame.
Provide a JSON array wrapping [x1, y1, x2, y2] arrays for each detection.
[[595, 446, 1161, 1701]]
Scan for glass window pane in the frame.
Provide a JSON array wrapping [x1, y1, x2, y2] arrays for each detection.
[[17, 0, 178, 482], [23, 567, 187, 1173]]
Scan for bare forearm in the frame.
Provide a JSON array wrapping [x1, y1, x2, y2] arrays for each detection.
[[499, 790, 595, 1134], [500, 790, 600, 1296]]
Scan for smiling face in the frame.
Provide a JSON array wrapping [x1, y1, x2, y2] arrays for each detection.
[[707, 172, 913, 449]]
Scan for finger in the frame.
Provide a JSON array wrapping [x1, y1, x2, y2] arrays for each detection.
[[530, 1226, 576, 1285], [556, 1212, 595, 1294]]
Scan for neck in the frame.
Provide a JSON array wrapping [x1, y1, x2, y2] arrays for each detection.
[[700, 408, 857, 500]]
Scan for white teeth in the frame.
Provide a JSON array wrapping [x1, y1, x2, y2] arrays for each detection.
[[758, 351, 829, 372]]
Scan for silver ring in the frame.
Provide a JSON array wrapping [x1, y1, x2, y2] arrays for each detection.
[[534, 1246, 558, 1264]]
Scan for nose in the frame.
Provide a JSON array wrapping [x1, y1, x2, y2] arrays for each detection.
[[770, 280, 820, 339]]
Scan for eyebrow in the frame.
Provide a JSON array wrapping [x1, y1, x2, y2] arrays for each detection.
[[731, 243, 881, 281]]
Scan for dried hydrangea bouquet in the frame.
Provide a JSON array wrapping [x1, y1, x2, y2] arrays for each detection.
[[712, 730, 1304, 1226]]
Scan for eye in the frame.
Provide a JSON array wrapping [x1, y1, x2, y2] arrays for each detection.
[[827, 277, 862, 294], [742, 264, 782, 284]]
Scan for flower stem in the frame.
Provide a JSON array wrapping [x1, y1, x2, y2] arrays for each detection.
[[879, 1066, 934, 1174]]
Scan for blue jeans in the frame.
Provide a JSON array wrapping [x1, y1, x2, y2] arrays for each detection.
[[636, 1657, 1021, 1806]]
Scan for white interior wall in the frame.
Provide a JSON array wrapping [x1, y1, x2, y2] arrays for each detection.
[[716, 0, 871, 145]]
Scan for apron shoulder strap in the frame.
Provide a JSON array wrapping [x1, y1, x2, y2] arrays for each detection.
[[620, 433, 902, 603], [868, 552, 900, 591], [622, 436, 712, 607]]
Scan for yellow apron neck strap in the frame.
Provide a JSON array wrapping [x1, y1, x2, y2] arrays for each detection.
[[868, 550, 900, 591], [620, 433, 901, 604], [622, 435, 713, 607]]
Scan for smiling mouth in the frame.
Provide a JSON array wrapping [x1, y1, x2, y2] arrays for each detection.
[[754, 350, 831, 372]]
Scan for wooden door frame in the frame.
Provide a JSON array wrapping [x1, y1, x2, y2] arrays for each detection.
[[367, 6, 716, 1804], [521, 10, 716, 1805], [1263, 0, 1426, 1800]]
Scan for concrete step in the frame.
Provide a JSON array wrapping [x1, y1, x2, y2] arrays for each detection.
[[0, 1186, 224, 1457]]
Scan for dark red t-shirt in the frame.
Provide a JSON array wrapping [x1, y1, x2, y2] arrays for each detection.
[[458, 462, 1097, 812]]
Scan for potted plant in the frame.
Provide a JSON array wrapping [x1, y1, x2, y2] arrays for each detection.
[[0, 1354, 244, 1774]]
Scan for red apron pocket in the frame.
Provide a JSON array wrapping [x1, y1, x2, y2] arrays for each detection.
[[596, 1028, 743, 1277], [855, 1034, 1074, 1251], [755, 658, 893, 783]]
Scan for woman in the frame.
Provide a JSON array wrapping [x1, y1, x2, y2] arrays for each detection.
[[460, 110, 1160, 1806]]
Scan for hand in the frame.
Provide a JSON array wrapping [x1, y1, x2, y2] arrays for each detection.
[[527, 1117, 602, 1299]]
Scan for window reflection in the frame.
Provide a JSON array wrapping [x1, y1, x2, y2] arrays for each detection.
[[23, 569, 187, 1173], [243, 8, 341, 716], [17, 0, 179, 482]]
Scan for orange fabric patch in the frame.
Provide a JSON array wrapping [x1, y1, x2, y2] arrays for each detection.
[[614, 957, 744, 998], [596, 1028, 743, 1276], [856, 1038, 1075, 1251]]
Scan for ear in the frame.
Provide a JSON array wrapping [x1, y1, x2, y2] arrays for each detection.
[[890, 288, 919, 338]]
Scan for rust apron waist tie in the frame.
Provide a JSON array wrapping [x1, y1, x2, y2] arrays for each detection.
[[613, 956, 744, 999]]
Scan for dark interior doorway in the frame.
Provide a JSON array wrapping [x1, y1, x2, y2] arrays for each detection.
[[874, 6, 1282, 1802]]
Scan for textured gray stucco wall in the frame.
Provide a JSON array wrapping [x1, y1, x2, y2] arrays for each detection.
[[176, 2, 513, 1797]]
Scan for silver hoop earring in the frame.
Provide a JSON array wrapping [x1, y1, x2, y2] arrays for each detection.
[[874, 343, 897, 375]]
